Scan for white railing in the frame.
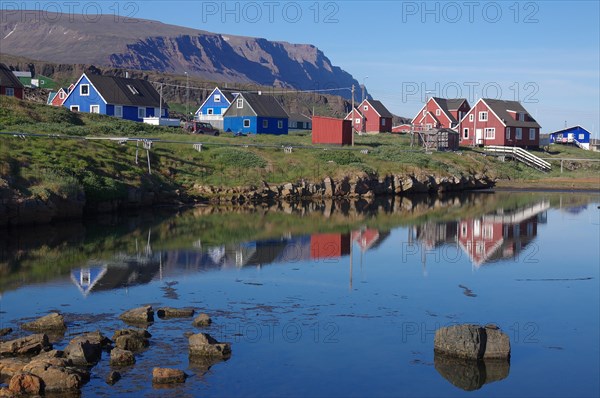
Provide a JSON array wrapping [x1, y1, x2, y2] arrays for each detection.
[[484, 145, 551, 171]]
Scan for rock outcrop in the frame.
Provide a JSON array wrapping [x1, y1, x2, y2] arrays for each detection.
[[188, 333, 231, 359], [434, 324, 511, 360]]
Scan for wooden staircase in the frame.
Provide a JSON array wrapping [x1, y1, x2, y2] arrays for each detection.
[[484, 145, 551, 172]]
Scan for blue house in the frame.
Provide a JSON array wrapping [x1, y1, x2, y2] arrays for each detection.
[[549, 126, 592, 150], [223, 92, 288, 135], [194, 87, 237, 130], [62, 73, 167, 122]]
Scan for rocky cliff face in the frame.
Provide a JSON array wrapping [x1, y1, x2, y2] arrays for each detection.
[[1, 11, 362, 99]]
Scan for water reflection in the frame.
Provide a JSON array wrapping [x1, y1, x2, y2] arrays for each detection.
[[434, 353, 510, 391]]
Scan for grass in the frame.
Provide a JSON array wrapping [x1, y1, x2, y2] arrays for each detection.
[[1, 96, 599, 204]]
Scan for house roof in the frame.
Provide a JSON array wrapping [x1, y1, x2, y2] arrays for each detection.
[[85, 74, 163, 107], [220, 89, 237, 103], [345, 107, 364, 120], [482, 98, 541, 128], [241, 93, 289, 118], [549, 125, 590, 136], [289, 113, 312, 123], [0, 63, 24, 88], [47, 92, 58, 104], [431, 97, 468, 124], [365, 99, 393, 118]]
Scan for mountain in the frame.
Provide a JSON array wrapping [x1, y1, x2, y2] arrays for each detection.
[[0, 11, 364, 100]]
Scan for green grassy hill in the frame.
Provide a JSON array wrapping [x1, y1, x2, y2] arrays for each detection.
[[1, 96, 598, 210]]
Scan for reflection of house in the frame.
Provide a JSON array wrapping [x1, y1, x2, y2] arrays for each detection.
[[71, 254, 160, 296], [351, 229, 390, 252], [310, 234, 351, 259]]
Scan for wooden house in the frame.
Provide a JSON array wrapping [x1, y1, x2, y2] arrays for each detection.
[[223, 93, 288, 135], [345, 99, 393, 133], [458, 98, 541, 148], [62, 73, 167, 122], [194, 87, 237, 130], [289, 113, 312, 130], [47, 84, 74, 107], [0, 63, 24, 99], [412, 97, 470, 130], [549, 126, 592, 150]]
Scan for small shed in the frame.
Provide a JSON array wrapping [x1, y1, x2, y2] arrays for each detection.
[[312, 116, 352, 145], [418, 128, 459, 151], [549, 126, 592, 150]]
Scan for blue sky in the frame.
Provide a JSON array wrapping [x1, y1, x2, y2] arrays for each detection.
[[4, 1, 600, 135]]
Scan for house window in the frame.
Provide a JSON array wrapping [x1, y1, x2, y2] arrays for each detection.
[[463, 128, 469, 139], [70, 105, 79, 112], [5, 87, 14, 96], [469, 114, 474, 122], [138, 107, 145, 119], [243, 119, 250, 127], [529, 128, 536, 140], [479, 111, 488, 121], [115, 105, 123, 118], [579, 134, 585, 140], [263, 119, 269, 128], [80, 84, 89, 96], [127, 84, 139, 95], [214, 94, 221, 102], [519, 112, 525, 121], [90, 105, 100, 114], [278, 120, 283, 129], [483, 224, 494, 240], [516, 128, 522, 140], [237, 99, 243, 108], [381, 118, 386, 126], [484, 127, 495, 139], [364, 105, 368, 111], [59, 91, 65, 99], [460, 222, 468, 237], [426, 123, 432, 129], [355, 118, 360, 124], [506, 127, 511, 139], [435, 109, 441, 116], [207, 108, 214, 115]]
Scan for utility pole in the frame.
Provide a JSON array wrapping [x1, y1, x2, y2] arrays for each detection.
[[351, 84, 355, 147]]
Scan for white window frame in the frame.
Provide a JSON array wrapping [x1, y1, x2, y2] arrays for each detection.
[[463, 128, 469, 139], [363, 105, 369, 111], [479, 111, 488, 122], [214, 94, 221, 103], [70, 105, 80, 112], [237, 99, 244, 109], [207, 108, 213, 115], [80, 84, 90, 96], [579, 133, 585, 140], [483, 224, 494, 240], [90, 105, 100, 114], [484, 127, 495, 139], [516, 128, 522, 140], [278, 120, 283, 129], [114, 105, 123, 118], [529, 128, 536, 140], [355, 118, 360, 124], [5, 87, 14, 96], [469, 114, 474, 122], [263, 119, 268, 128], [422, 110, 426, 117], [435, 109, 441, 116], [506, 127, 510, 139], [426, 123, 432, 129], [243, 119, 251, 128], [59, 91, 65, 99], [138, 107, 146, 119]]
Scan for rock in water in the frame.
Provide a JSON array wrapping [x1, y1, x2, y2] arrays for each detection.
[[157, 307, 195, 319], [112, 329, 151, 352], [0, 334, 52, 357], [119, 306, 154, 324], [21, 313, 66, 332], [22, 358, 89, 393], [110, 348, 135, 366], [434, 324, 510, 360], [8, 373, 43, 395], [106, 371, 121, 385], [0, 328, 12, 337], [0, 358, 28, 379], [188, 333, 231, 359], [152, 368, 187, 384], [192, 314, 212, 327], [64, 331, 109, 366]]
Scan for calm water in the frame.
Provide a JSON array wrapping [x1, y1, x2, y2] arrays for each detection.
[[1, 192, 599, 397]]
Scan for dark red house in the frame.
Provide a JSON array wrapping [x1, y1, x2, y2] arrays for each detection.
[[392, 124, 412, 133], [412, 97, 470, 130], [0, 63, 24, 99], [345, 99, 393, 133], [459, 98, 541, 148], [312, 116, 352, 145]]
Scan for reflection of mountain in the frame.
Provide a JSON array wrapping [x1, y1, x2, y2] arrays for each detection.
[[71, 254, 160, 296], [412, 201, 550, 267]]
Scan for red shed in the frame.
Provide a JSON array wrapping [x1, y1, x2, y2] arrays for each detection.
[[312, 116, 352, 145], [310, 233, 351, 259]]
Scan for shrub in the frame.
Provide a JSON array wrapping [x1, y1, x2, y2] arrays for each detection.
[[210, 148, 267, 168], [316, 150, 362, 165]]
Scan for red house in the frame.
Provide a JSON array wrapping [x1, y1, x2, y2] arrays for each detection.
[[310, 233, 351, 259], [392, 124, 412, 133], [0, 63, 24, 99], [312, 116, 352, 145], [412, 97, 470, 131], [459, 98, 541, 148], [47, 84, 74, 107], [345, 99, 393, 133]]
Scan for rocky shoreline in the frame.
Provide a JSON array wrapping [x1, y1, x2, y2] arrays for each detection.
[[0, 172, 495, 227]]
